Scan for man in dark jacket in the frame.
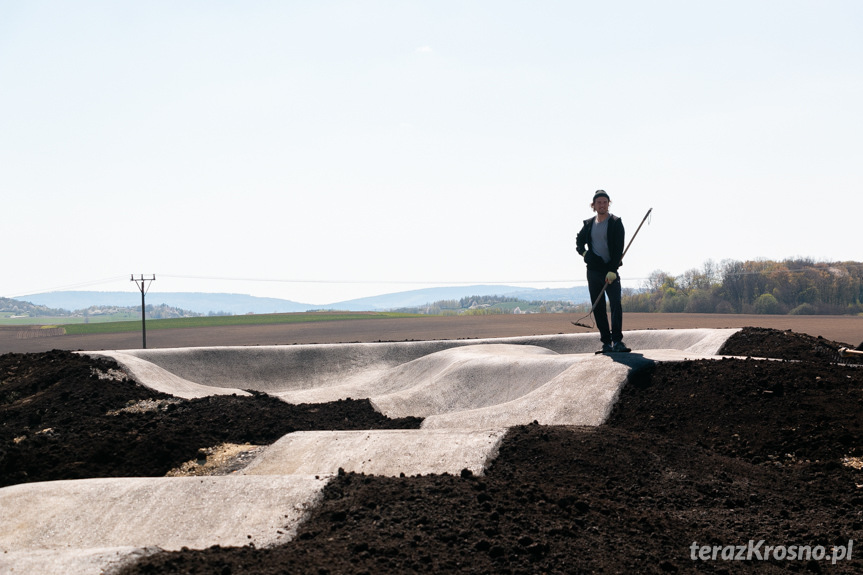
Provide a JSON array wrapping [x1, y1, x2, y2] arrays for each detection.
[[575, 190, 630, 353]]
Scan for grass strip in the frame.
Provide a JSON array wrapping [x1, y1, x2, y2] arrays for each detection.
[[61, 312, 422, 335]]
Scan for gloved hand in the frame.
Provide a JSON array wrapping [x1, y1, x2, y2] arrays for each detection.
[[605, 271, 617, 283]]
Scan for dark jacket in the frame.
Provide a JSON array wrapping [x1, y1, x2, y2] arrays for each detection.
[[576, 215, 625, 273]]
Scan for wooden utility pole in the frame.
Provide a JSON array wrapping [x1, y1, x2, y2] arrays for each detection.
[[131, 274, 155, 349]]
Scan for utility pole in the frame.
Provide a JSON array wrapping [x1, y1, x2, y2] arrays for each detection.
[[131, 274, 155, 349]]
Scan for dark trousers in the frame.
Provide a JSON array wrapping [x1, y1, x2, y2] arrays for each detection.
[[587, 269, 623, 345]]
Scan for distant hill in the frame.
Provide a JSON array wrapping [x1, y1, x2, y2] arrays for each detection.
[[18, 292, 313, 315], [0, 297, 69, 317], [329, 285, 551, 311], [17, 285, 591, 315], [501, 286, 590, 304]]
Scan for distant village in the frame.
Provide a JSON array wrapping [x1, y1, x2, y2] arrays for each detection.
[[0, 298, 200, 321], [397, 295, 584, 316]]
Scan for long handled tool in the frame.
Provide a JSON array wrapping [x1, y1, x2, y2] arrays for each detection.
[[572, 207, 653, 329], [837, 347, 863, 362]]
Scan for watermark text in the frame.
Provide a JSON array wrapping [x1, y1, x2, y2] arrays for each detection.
[[690, 540, 853, 564]]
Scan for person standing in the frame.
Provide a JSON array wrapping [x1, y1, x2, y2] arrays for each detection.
[[575, 190, 630, 353]]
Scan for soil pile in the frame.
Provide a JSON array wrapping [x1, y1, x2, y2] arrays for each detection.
[[608, 356, 863, 465], [717, 326, 855, 363], [2, 327, 862, 573]]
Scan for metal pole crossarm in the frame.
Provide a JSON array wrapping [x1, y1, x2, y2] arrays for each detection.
[[131, 274, 156, 349]]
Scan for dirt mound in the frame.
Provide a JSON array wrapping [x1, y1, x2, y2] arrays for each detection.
[[718, 326, 852, 362], [607, 357, 863, 465], [3, 328, 863, 573]]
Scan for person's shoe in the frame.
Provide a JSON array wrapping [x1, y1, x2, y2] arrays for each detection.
[[599, 343, 613, 354], [612, 341, 631, 353]]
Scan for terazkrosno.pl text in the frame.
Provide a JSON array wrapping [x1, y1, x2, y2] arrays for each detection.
[[690, 540, 853, 564]]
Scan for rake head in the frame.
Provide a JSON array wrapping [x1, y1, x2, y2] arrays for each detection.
[[571, 320, 594, 329], [835, 346, 863, 365]]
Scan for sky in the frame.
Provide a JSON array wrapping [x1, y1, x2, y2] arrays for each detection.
[[2, 1, 861, 305]]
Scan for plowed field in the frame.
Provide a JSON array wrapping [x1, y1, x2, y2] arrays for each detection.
[[1, 312, 861, 354]]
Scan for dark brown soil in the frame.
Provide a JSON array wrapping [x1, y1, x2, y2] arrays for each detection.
[[2, 327, 863, 573], [717, 326, 853, 363], [609, 357, 863, 465]]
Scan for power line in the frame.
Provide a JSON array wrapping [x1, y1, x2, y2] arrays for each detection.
[[158, 274, 588, 285]]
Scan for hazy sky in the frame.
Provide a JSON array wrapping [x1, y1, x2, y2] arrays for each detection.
[[2, 1, 861, 304]]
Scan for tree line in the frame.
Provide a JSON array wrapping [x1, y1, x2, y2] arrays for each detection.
[[623, 258, 863, 315]]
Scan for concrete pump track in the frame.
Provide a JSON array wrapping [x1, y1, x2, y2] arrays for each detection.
[[2, 326, 863, 573]]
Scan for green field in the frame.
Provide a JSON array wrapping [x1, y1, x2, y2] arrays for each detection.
[[57, 312, 423, 335], [490, 302, 538, 312]]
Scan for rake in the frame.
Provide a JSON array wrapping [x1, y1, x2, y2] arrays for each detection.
[[572, 207, 653, 329], [836, 347, 863, 365]]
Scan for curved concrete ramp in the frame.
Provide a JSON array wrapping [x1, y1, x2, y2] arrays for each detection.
[[283, 344, 583, 411], [241, 428, 506, 477], [0, 475, 327, 552], [0, 547, 160, 575], [621, 328, 739, 356], [421, 354, 641, 429], [96, 352, 252, 400], [87, 329, 739, 406], [413, 349, 732, 429]]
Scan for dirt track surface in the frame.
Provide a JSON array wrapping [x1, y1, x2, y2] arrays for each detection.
[[3, 327, 863, 573], [1, 313, 861, 354]]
